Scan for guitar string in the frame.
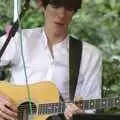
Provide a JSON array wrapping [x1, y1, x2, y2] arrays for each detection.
[[17, 96, 120, 110], [18, 103, 66, 111], [17, 0, 33, 118]]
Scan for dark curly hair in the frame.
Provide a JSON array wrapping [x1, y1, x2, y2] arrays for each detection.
[[39, 0, 82, 11]]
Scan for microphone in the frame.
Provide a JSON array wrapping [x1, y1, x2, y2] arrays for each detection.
[[0, 0, 30, 58]]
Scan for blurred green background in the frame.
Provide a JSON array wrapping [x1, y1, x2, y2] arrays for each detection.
[[0, 0, 120, 113]]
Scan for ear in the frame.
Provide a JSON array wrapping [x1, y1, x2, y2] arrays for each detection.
[[36, 0, 45, 12], [39, 6, 45, 12]]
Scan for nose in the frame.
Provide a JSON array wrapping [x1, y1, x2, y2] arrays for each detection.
[[57, 7, 67, 18]]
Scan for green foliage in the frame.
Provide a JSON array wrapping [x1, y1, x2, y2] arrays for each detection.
[[70, 0, 120, 97], [0, 0, 13, 31], [70, 0, 120, 112]]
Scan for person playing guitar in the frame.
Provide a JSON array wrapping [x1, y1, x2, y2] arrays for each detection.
[[0, 0, 102, 119]]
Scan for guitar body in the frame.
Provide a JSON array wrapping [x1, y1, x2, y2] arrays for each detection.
[[0, 81, 60, 120], [1, 81, 120, 119]]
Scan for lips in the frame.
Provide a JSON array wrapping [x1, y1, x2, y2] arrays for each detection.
[[54, 22, 65, 26]]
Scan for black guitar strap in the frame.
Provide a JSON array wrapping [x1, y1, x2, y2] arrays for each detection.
[[51, 37, 83, 120], [69, 36, 83, 100]]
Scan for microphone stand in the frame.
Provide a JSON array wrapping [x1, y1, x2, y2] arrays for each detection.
[[0, 21, 19, 58], [0, 0, 30, 59]]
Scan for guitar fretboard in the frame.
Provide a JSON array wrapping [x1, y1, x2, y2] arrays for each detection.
[[38, 103, 65, 114], [76, 96, 120, 110], [37, 96, 120, 114], [18, 96, 120, 115]]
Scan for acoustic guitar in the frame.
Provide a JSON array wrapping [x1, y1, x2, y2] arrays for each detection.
[[0, 81, 120, 120]]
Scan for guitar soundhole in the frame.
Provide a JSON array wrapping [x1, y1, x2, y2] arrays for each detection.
[[18, 101, 37, 120]]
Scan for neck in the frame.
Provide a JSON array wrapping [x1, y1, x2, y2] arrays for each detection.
[[44, 26, 68, 47]]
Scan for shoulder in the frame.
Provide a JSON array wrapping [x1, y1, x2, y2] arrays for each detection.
[[82, 41, 102, 59], [12, 27, 43, 44], [69, 36, 102, 59], [22, 27, 42, 33], [0, 27, 43, 41], [78, 41, 102, 77], [21, 27, 43, 37]]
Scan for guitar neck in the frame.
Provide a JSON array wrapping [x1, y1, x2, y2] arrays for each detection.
[[76, 96, 120, 110], [35, 96, 120, 115], [18, 96, 120, 115]]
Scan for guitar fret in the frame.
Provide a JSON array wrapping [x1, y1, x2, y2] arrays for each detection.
[[99, 99, 102, 109], [38, 104, 47, 115], [56, 103, 59, 113], [105, 97, 120, 108], [107, 98, 113, 108], [52, 103, 55, 113], [95, 99, 101, 109], [101, 98, 108, 108], [112, 97, 116, 107], [57, 103, 61, 113], [53, 103, 56, 113], [53, 103, 58, 113], [83, 100, 89, 109], [46, 104, 53, 114], [61, 103, 66, 113], [58, 103, 61, 113], [38, 104, 42, 115], [59, 103, 65, 113], [115, 97, 120, 107], [56, 103, 64, 113], [44, 104, 47, 114], [43, 104, 46, 114], [89, 100, 95, 109], [38, 103, 65, 115], [86, 100, 96, 109], [106, 98, 109, 108], [38, 104, 40, 115], [83, 100, 96, 110], [88, 100, 91, 109]]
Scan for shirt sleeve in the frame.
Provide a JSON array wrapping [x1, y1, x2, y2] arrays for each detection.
[[0, 34, 19, 66], [75, 42, 102, 112]]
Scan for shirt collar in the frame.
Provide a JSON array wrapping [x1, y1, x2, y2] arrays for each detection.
[[42, 28, 48, 49], [42, 28, 69, 50]]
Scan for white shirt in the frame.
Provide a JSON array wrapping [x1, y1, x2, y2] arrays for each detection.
[[0, 27, 102, 101]]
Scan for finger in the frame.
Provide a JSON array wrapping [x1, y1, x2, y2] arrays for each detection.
[[5, 100, 17, 112], [0, 109, 16, 120], [66, 103, 83, 115], [1, 99, 17, 113], [0, 104, 17, 119], [0, 117, 4, 120], [0, 94, 17, 112], [64, 111, 73, 120], [66, 103, 77, 111]]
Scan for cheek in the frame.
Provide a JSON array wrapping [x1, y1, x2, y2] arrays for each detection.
[[44, 13, 51, 23], [45, 10, 55, 20], [66, 12, 74, 23], [67, 15, 73, 24]]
